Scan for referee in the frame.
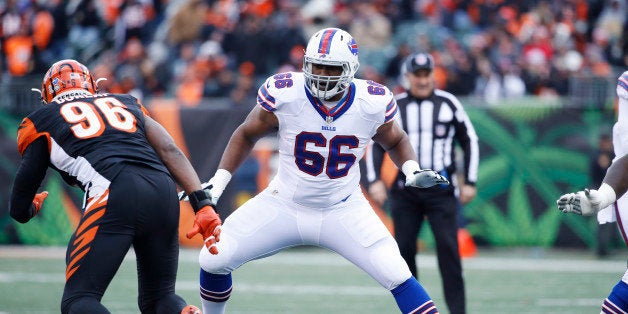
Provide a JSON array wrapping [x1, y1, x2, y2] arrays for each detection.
[[366, 52, 479, 314]]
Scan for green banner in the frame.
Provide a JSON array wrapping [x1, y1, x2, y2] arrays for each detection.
[[464, 104, 615, 247]]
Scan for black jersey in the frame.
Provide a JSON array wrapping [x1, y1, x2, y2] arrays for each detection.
[[17, 93, 168, 190]]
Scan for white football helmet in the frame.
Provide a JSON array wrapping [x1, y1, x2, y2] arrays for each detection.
[[303, 28, 359, 100]]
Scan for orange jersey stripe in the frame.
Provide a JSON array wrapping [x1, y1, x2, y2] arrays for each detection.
[[66, 189, 108, 281], [67, 220, 101, 281], [140, 104, 151, 117], [74, 208, 105, 242], [66, 247, 90, 281], [83, 190, 109, 216], [17, 117, 51, 156]]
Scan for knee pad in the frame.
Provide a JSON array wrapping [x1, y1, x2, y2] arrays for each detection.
[[199, 233, 238, 274], [370, 238, 413, 290], [339, 205, 389, 248]]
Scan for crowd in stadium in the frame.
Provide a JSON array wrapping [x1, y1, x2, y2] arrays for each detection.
[[1, 0, 626, 106]]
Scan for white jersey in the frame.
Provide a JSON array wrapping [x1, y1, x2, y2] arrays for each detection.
[[616, 72, 628, 124], [613, 71, 628, 159], [256, 72, 398, 208]]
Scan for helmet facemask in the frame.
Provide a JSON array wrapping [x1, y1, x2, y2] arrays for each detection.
[[303, 58, 354, 100]]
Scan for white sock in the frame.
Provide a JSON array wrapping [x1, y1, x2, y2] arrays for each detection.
[[201, 299, 227, 314]]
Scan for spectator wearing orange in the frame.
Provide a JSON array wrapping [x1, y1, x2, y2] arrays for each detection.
[[4, 24, 34, 76]]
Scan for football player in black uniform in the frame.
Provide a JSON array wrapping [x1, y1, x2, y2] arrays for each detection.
[[9, 59, 221, 314]]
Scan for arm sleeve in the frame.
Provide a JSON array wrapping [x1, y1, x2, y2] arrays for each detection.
[[10, 137, 49, 223], [365, 140, 386, 183]]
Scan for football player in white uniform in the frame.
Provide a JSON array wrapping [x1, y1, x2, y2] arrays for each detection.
[[184, 28, 448, 314], [557, 71, 628, 313], [607, 70, 628, 244]]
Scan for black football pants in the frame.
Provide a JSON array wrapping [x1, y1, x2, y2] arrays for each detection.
[[61, 166, 186, 314]]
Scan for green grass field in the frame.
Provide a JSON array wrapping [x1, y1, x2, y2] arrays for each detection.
[[0, 245, 624, 314]]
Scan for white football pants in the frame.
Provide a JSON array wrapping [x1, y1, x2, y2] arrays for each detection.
[[198, 186, 412, 290]]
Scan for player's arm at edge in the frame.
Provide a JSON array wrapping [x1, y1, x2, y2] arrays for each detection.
[[145, 115, 222, 252], [10, 136, 49, 223], [565, 154, 628, 215], [601, 154, 628, 203]]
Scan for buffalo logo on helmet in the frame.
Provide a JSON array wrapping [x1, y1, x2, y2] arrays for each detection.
[[347, 38, 358, 56]]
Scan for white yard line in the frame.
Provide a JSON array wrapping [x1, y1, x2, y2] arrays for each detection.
[[536, 298, 604, 307], [463, 256, 625, 273], [0, 272, 63, 283]]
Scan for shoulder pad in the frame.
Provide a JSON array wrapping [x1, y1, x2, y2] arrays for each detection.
[[257, 72, 302, 112], [353, 79, 397, 122]]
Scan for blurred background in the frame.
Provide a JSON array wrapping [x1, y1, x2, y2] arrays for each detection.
[[0, 0, 627, 252]]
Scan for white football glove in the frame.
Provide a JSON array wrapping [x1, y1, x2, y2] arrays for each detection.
[[556, 184, 616, 216], [178, 169, 232, 206], [556, 191, 595, 216], [405, 169, 450, 188]]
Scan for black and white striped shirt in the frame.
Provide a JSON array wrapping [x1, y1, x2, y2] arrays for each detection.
[[367, 89, 479, 185]]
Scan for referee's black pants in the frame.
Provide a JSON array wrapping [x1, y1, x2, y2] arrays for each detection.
[[390, 183, 465, 314]]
